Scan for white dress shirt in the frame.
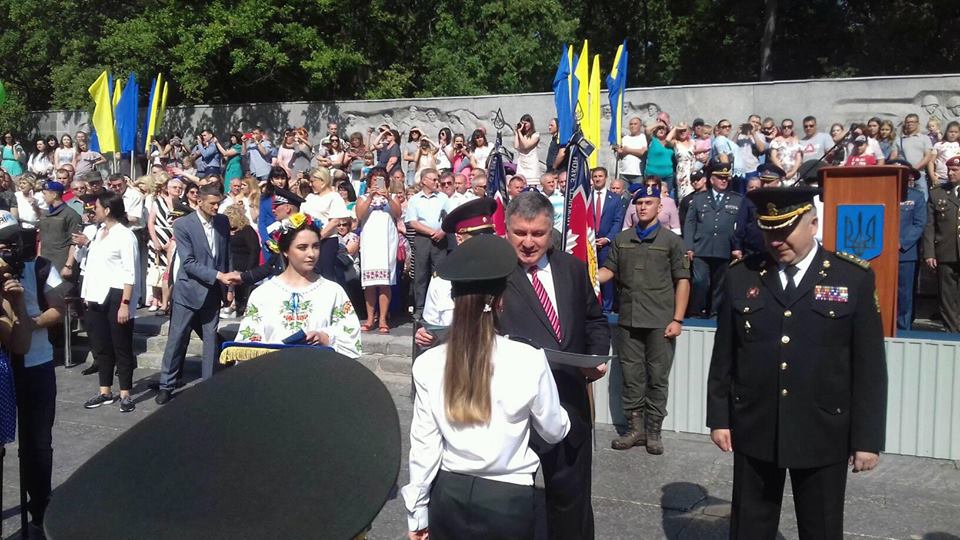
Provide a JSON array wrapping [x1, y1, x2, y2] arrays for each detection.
[[402, 335, 570, 531], [197, 211, 216, 258], [526, 255, 558, 311], [80, 222, 140, 310], [122, 188, 145, 230], [778, 243, 819, 290]]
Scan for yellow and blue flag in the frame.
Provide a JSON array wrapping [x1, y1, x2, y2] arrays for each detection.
[[552, 46, 574, 146], [606, 41, 629, 146], [573, 41, 590, 131], [115, 74, 139, 154], [141, 74, 163, 153], [88, 71, 118, 154], [588, 54, 601, 167]]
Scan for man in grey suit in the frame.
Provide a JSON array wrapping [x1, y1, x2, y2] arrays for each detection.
[[682, 163, 743, 318], [156, 185, 237, 404]]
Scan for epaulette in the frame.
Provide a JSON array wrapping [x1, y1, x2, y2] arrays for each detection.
[[506, 335, 542, 350], [835, 251, 870, 270]]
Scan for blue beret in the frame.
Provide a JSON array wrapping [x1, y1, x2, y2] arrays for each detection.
[[631, 183, 661, 203]]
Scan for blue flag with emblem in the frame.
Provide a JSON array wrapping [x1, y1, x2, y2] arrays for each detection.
[[837, 204, 884, 260]]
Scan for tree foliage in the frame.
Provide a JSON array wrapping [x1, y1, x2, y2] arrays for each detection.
[[1, 0, 959, 127]]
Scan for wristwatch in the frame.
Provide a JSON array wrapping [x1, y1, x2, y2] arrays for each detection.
[[672, 318, 683, 325], [121, 299, 131, 305]]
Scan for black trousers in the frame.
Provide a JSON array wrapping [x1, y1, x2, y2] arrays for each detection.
[[691, 256, 729, 317], [538, 433, 594, 540], [85, 288, 135, 390], [731, 452, 848, 540], [12, 360, 56, 526], [937, 261, 960, 332], [315, 236, 343, 285], [412, 234, 447, 312], [428, 470, 535, 540]]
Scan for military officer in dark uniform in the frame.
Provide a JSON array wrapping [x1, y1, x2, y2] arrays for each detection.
[[598, 184, 690, 455], [923, 155, 960, 332], [707, 187, 887, 539], [682, 163, 743, 317]]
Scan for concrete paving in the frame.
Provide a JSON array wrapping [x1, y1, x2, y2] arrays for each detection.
[[0, 356, 957, 539]]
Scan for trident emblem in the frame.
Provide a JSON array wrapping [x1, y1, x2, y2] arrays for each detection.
[[843, 212, 877, 258]]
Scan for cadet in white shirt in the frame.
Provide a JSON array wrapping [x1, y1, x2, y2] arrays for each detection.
[[402, 234, 570, 540], [416, 197, 498, 338]]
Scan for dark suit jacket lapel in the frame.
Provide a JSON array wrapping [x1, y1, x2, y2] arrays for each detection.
[[508, 266, 553, 337], [787, 248, 827, 308], [550, 254, 576, 348], [759, 256, 788, 307]]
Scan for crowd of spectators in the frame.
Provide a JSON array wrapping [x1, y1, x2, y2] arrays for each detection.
[[0, 109, 955, 341]]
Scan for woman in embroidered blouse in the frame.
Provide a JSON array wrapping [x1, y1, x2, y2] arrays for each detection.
[[235, 218, 361, 359]]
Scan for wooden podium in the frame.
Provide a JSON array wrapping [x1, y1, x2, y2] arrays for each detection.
[[819, 165, 909, 337]]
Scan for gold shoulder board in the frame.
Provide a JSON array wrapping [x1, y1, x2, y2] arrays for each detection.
[[835, 251, 870, 270]]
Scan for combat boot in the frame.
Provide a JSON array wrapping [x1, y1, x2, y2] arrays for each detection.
[[645, 415, 664, 455], [611, 410, 645, 450]]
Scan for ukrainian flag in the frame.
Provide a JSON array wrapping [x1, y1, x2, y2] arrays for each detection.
[[88, 71, 118, 154], [606, 41, 628, 147]]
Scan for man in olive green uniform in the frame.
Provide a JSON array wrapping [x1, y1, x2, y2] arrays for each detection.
[[599, 184, 690, 455], [923, 155, 960, 332]]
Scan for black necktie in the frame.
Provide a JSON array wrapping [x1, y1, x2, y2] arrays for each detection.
[[784, 265, 799, 299]]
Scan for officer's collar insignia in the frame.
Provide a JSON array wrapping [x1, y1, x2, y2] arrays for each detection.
[[822, 260, 831, 269], [746, 287, 759, 299]]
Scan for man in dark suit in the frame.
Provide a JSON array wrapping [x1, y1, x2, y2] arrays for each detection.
[[707, 187, 887, 539], [156, 185, 236, 404], [891, 159, 926, 331], [499, 191, 611, 540], [590, 167, 625, 313], [683, 163, 743, 317]]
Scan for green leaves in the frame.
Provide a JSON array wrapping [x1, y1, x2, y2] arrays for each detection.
[[0, 0, 958, 117]]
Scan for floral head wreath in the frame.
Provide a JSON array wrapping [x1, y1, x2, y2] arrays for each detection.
[[266, 212, 323, 253]]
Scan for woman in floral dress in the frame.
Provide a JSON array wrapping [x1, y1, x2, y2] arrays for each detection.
[[235, 215, 361, 358]]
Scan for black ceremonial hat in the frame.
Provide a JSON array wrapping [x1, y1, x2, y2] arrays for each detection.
[[757, 162, 786, 182], [438, 234, 516, 296], [797, 160, 827, 184], [441, 197, 498, 234], [44, 349, 401, 540], [748, 186, 821, 231], [273, 187, 305, 207]]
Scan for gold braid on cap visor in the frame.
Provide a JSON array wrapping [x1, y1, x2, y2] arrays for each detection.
[[756, 203, 814, 230]]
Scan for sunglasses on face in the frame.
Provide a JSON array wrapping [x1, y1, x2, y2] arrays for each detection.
[[782, 125, 793, 129], [440, 181, 453, 186], [803, 124, 815, 128], [719, 124, 732, 129]]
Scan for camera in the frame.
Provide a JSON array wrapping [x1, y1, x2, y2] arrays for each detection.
[[0, 246, 24, 278]]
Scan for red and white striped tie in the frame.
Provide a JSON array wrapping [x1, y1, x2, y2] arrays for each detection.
[[529, 266, 562, 343]]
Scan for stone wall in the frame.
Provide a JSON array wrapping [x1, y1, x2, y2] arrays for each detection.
[[25, 73, 960, 174]]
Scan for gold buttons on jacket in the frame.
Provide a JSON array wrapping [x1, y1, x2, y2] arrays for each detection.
[[784, 310, 792, 317], [780, 362, 788, 370], [781, 389, 789, 397], [781, 335, 791, 344]]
